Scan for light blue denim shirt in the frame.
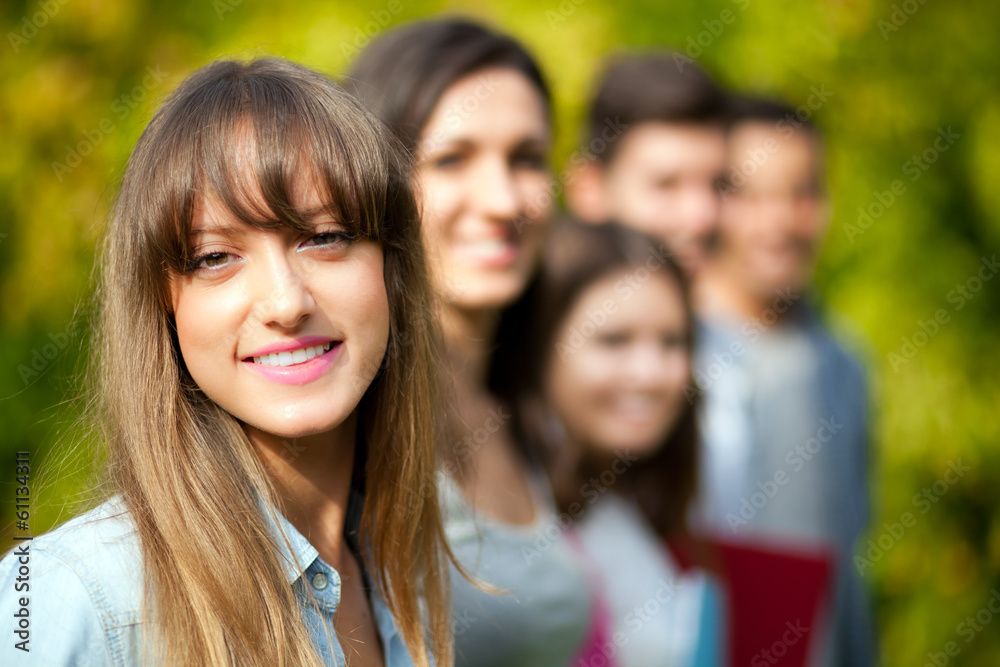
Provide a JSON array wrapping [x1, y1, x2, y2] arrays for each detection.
[[0, 495, 416, 666]]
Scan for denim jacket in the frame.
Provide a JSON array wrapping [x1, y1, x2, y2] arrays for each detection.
[[0, 495, 416, 666]]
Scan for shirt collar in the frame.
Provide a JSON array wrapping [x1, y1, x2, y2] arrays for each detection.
[[258, 493, 409, 662], [257, 487, 366, 585], [261, 501, 322, 585]]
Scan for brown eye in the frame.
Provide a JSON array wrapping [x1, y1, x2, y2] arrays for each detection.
[[596, 332, 630, 347], [432, 153, 466, 169], [187, 252, 235, 273], [203, 253, 228, 267], [510, 150, 546, 170], [301, 232, 354, 249]]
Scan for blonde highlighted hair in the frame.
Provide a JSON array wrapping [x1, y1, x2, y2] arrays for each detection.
[[96, 57, 451, 665]]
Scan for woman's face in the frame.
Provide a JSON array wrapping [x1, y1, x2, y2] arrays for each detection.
[[544, 269, 691, 459], [169, 171, 390, 441], [415, 67, 552, 310]]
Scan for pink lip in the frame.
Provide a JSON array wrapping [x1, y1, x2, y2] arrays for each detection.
[[242, 340, 341, 386]]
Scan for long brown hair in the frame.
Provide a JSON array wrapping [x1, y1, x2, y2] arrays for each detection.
[[96, 57, 450, 666], [492, 219, 700, 538]]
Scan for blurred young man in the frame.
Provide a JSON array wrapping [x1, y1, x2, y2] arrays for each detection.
[[564, 54, 728, 276], [693, 96, 875, 667]]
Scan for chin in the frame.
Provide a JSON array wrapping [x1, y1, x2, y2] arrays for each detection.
[[241, 406, 354, 441], [753, 257, 811, 291], [602, 436, 663, 459], [450, 278, 531, 310], [242, 420, 326, 441]]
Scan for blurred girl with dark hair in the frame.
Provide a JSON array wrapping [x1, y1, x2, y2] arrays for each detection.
[[346, 18, 597, 667], [493, 219, 724, 667], [0, 57, 452, 667]]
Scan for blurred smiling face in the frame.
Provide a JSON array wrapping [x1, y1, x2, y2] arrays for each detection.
[[602, 122, 727, 277], [169, 169, 390, 441], [721, 122, 829, 298], [544, 269, 691, 459], [415, 67, 552, 309]]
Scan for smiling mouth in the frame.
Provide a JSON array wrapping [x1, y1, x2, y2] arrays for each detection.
[[459, 236, 521, 266], [248, 342, 335, 367]]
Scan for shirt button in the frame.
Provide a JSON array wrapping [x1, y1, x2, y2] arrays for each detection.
[[311, 573, 329, 591]]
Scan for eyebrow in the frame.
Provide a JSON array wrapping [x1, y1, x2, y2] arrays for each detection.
[[513, 136, 550, 151], [420, 135, 550, 155], [189, 208, 340, 237], [189, 223, 244, 238]]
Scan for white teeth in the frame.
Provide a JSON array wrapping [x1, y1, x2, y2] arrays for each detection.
[[620, 395, 655, 407], [471, 239, 509, 251], [614, 395, 661, 415], [252, 343, 332, 367], [463, 238, 513, 256]]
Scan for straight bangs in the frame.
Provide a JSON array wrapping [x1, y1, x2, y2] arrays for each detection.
[[129, 58, 406, 277]]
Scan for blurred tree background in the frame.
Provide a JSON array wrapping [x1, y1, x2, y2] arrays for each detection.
[[1, 0, 997, 664]]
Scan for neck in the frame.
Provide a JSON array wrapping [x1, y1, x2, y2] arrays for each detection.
[[695, 255, 798, 324], [248, 414, 357, 571], [438, 301, 500, 394], [548, 432, 627, 514]]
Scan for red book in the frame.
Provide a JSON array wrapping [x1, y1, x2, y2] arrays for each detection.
[[668, 534, 833, 667]]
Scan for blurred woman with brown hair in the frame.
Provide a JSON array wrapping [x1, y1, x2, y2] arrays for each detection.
[[493, 219, 725, 667], [347, 18, 598, 667]]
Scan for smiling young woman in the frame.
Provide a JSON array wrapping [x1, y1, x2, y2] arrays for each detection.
[[0, 58, 452, 667], [493, 220, 725, 667], [346, 19, 599, 667]]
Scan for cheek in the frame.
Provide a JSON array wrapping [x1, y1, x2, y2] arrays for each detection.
[[633, 188, 676, 229], [348, 259, 391, 339], [172, 291, 235, 369], [663, 352, 692, 395], [519, 172, 555, 221], [418, 174, 462, 246], [800, 203, 829, 240], [726, 210, 762, 249], [417, 184, 463, 287], [551, 347, 617, 409], [608, 175, 645, 213]]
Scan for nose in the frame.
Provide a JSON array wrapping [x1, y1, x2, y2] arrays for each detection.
[[623, 340, 671, 391], [680, 182, 721, 240], [759, 192, 803, 239], [251, 247, 314, 331], [472, 155, 521, 222]]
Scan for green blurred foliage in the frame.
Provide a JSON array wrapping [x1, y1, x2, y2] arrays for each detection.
[[1, 0, 998, 663]]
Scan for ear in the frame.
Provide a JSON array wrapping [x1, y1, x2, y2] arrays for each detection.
[[563, 157, 611, 225]]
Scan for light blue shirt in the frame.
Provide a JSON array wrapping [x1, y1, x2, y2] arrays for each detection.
[[0, 495, 416, 666], [693, 302, 875, 667]]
